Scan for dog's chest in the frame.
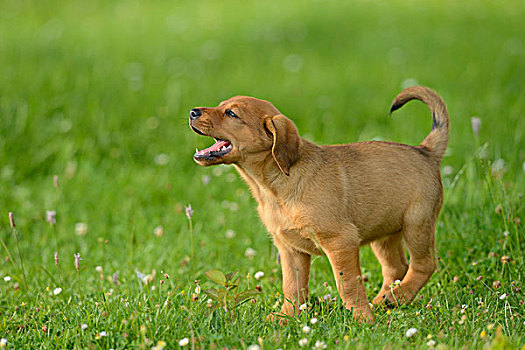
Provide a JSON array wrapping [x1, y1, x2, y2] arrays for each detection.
[[257, 196, 321, 255]]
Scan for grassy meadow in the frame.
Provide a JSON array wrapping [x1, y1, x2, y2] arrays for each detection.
[[1, 0, 524, 348]]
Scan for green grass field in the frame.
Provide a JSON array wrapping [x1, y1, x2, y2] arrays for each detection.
[[1, 0, 524, 348]]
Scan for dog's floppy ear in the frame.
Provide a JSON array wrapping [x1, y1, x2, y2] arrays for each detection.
[[264, 114, 300, 176]]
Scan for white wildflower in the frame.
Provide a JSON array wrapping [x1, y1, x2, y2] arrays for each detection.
[[394, 279, 401, 286], [53, 287, 62, 295], [75, 222, 88, 236], [299, 303, 307, 311], [500, 293, 507, 300], [247, 345, 260, 350], [302, 325, 311, 333], [225, 229, 235, 239], [244, 248, 257, 258], [470, 117, 481, 137], [442, 165, 454, 175], [314, 340, 327, 349], [154, 225, 164, 237], [3, 276, 11, 282], [254, 271, 264, 280], [98, 331, 107, 337], [154, 153, 169, 165], [427, 339, 436, 347], [406, 327, 418, 338], [195, 285, 201, 294], [179, 338, 189, 347], [310, 317, 318, 324], [201, 175, 211, 185], [298, 338, 308, 347], [0, 338, 6, 348], [95, 266, 103, 273], [492, 158, 505, 172], [81, 323, 88, 330]]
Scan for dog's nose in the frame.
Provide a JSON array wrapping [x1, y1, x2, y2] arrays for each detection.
[[190, 108, 202, 120]]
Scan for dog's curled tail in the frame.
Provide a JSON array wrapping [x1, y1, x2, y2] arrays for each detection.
[[390, 86, 450, 161]]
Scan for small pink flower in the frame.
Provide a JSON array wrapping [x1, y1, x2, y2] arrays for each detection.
[[74, 253, 82, 271], [46, 211, 57, 225], [54, 252, 59, 267], [9, 212, 15, 228], [185, 205, 194, 220]]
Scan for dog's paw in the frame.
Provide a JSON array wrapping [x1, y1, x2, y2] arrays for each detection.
[[351, 308, 375, 324], [372, 292, 388, 306], [267, 312, 291, 325], [382, 287, 415, 306]]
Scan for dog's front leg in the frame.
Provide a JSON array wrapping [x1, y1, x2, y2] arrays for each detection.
[[268, 238, 311, 325], [316, 231, 375, 323]]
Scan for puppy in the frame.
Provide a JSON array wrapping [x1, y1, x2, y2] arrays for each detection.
[[189, 86, 449, 323]]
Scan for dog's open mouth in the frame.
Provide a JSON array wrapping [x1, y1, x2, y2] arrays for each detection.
[[194, 138, 233, 160]]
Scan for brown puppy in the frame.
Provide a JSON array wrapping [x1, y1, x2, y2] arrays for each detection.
[[189, 86, 449, 323]]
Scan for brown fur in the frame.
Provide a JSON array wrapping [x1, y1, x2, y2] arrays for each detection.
[[189, 86, 449, 323]]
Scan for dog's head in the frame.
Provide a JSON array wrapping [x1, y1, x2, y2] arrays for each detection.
[[189, 96, 300, 175]]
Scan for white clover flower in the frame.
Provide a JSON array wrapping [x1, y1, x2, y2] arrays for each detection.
[[247, 345, 260, 350], [154, 153, 169, 166], [179, 338, 189, 347], [298, 338, 308, 347], [492, 158, 505, 172], [254, 271, 265, 280], [3, 276, 11, 282], [442, 165, 454, 175], [154, 225, 164, 237], [225, 229, 235, 239], [81, 323, 88, 330], [310, 317, 318, 324], [405, 327, 418, 338], [500, 293, 507, 300], [299, 303, 307, 311], [95, 266, 103, 273], [201, 175, 211, 185], [314, 340, 327, 349], [244, 248, 257, 258], [75, 222, 88, 236], [195, 285, 201, 294], [302, 325, 311, 333], [53, 287, 62, 295], [470, 117, 481, 137], [427, 339, 436, 347], [99, 331, 107, 337]]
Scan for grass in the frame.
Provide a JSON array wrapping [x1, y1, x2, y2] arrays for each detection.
[[0, 0, 524, 348]]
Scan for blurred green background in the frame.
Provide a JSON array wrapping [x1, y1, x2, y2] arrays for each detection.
[[0, 0, 524, 347], [1, 0, 524, 277]]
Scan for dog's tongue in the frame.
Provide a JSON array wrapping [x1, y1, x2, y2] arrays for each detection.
[[196, 140, 230, 156]]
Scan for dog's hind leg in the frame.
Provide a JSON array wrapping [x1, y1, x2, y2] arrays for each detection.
[[383, 207, 437, 306], [370, 232, 408, 305]]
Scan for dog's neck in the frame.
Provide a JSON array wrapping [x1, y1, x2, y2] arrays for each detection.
[[233, 138, 321, 203]]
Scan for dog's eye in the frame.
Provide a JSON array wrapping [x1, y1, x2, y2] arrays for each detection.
[[225, 109, 239, 118]]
